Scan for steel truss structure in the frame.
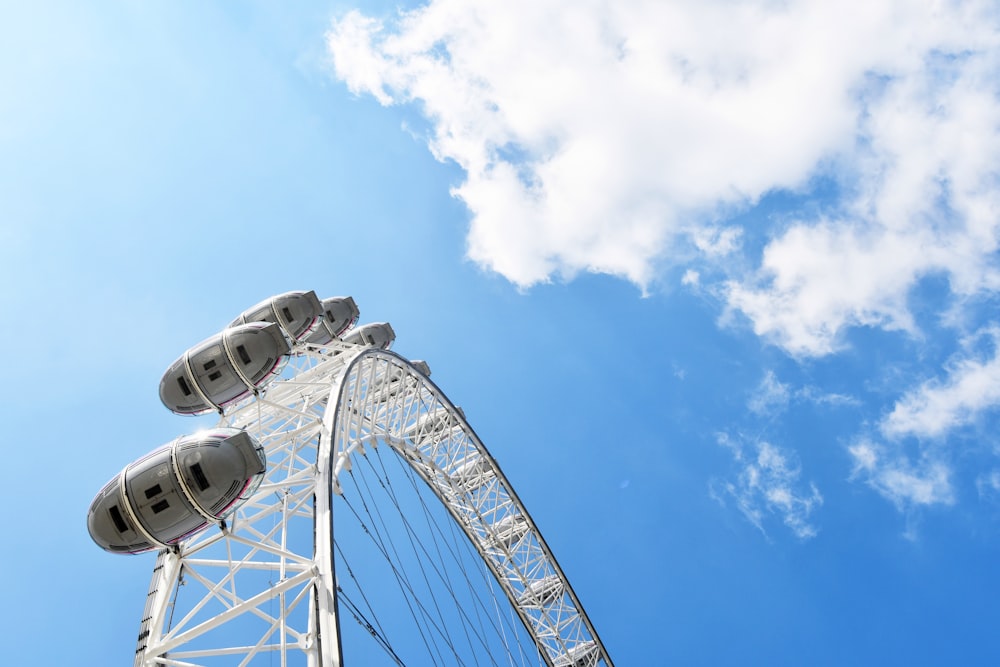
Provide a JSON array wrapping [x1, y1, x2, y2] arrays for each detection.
[[134, 341, 613, 666]]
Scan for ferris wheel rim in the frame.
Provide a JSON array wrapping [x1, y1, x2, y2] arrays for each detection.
[[324, 349, 613, 667]]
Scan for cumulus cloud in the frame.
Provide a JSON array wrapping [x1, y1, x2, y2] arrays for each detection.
[[713, 434, 822, 539], [726, 47, 1000, 356], [329, 0, 1000, 336]]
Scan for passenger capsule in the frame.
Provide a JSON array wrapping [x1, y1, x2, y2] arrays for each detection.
[[303, 296, 361, 345], [342, 322, 396, 350], [369, 360, 431, 401], [230, 290, 323, 342], [518, 575, 564, 606], [553, 641, 599, 667], [487, 514, 529, 548], [404, 406, 465, 446], [447, 454, 495, 492], [87, 428, 266, 554], [159, 321, 290, 415]]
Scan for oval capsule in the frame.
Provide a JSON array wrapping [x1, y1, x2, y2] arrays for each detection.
[[87, 428, 266, 554], [369, 360, 431, 401], [159, 321, 290, 415], [553, 641, 599, 667], [230, 290, 323, 342], [303, 296, 361, 345], [518, 575, 564, 606], [342, 322, 396, 350], [403, 406, 465, 446]]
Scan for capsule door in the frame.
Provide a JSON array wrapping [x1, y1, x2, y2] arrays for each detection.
[[188, 339, 252, 408], [124, 446, 206, 546]]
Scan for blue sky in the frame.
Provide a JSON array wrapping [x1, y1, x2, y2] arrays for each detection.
[[2, 0, 1000, 664]]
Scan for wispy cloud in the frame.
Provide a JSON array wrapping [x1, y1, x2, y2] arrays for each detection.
[[848, 440, 954, 510], [881, 328, 1000, 440], [747, 370, 860, 417], [847, 328, 1000, 511], [748, 371, 791, 415], [976, 470, 1000, 501], [713, 434, 823, 539]]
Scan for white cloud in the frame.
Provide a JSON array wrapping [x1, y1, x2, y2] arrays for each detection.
[[844, 328, 1000, 511], [680, 269, 699, 287], [714, 434, 822, 539], [795, 386, 860, 408], [848, 440, 954, 509], [329, 0, 1000, 327], [691, 226, 742, 258], [747, 370, 860, 416], [327, 1, 1000, 524], [748, 370, 790, 415], [725, 24, 1000, 357], [976, 470, 1000, 500], [881, 328, 1000, 439]]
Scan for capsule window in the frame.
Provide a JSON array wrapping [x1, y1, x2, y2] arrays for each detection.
[[236, 344, 252, 365], [177, 376, 193, 397], [190, 463, 211, 492], [208, 371, 222, 382], [282, 307, 295, 322], [151, 499, 170, 514], [203, 359, 217, 371], [144, 484, 162, 499], [109, 505, 129, 533]]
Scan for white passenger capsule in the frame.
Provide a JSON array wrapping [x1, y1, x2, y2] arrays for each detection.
[[553, 640, 599, 667], [403, 406, 465, 446], [518, 575, 565, 606], [159, 322, 290, 415], [447, 454, 495, 492], [369, 360, 431, 401], [487, 514, 529, 548], [87, 428, 266, 554], [229, 290, 323, 342], [303, 296, 360, 345], [342, 322, 396, 350]]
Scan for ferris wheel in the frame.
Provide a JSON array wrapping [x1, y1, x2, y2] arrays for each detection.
[[88, 292, 614, 666]]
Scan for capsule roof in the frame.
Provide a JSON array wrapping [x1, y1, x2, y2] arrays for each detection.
[[230, 290, 323, 342], [159, 321, 290, 415], [342, 322, 396, 350], [303, 296, 361, 346], [87, 428, 266, 554]]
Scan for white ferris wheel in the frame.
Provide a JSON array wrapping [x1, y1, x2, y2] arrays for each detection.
[[90, 292, 614, 667]]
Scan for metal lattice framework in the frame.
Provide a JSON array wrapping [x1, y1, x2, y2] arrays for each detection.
[[134, 340, 613, 666]]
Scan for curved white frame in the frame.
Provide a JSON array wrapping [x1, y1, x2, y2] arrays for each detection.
[[133, 343, 613, 667]]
